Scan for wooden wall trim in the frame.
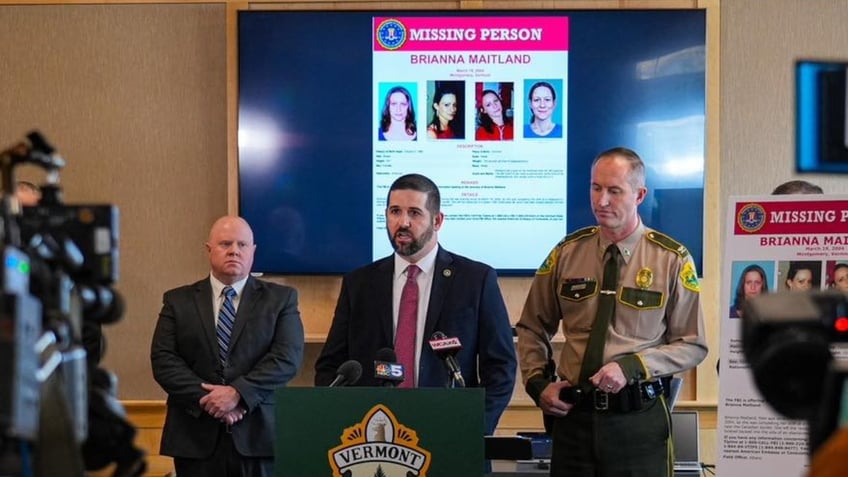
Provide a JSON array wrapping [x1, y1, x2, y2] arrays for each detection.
[[226, 1, 245, 215], [0, 1, 703, 7], [0, 0, 700, 5], [698, 0, 721, 403], [122, 399, 719, 431], [243, 0, 701, 7]]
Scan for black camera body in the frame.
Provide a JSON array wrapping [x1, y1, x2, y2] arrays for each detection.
[[19, 203, 119, 285], [742, 290, 848, 453], [0, 132, 143, 477], [20, 203, 123, 333]]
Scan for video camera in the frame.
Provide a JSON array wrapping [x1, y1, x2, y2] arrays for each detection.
[[741, 290, 848, 454], [0, 131, 145, 477]]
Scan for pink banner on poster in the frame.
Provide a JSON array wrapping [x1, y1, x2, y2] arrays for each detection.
[[373, 16, 569, 52], [734, 200, 848, 235]]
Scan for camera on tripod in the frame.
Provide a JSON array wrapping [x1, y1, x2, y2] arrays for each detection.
[[0, 131, 145, 477], [741, 290, 848, 455]]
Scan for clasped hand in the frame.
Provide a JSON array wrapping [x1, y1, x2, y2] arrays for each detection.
[[200, 383, 245, 425], [539, 380, 574, 416], [539, 362, 626, 417], [588, 362, 626, 394]]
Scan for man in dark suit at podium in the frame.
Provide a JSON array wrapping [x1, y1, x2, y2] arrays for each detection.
[[315, 173, 516, 434], [151, 216, 305, 477]]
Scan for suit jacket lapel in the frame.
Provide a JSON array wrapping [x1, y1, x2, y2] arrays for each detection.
[[376, 257, 396, 345], [194, 279, 218, 359], [424, 247, 454, 340]]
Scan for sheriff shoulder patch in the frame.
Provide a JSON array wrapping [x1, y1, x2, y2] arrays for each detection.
[[536, 248, 558, 275], [537, 227, 597, 275], [680, 262, 700, 293]]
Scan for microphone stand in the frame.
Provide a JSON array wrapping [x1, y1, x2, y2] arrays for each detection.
[[445, 362, 465, 389]]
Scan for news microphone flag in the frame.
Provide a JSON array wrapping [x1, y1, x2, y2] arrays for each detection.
[[429, 335, 462, 352], [374, 361, 405, 384]]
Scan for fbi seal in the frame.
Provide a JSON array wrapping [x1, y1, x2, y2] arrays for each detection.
[[375, 19, 407, 50]]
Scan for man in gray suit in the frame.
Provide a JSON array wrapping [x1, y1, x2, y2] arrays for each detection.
[[151, 216, 304, 477]]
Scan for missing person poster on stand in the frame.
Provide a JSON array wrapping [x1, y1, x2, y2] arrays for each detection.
[[718, 194, 848, 476]]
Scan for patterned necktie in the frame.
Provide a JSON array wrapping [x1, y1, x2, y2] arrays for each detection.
[[579, 244, 621, 385], [395, 265, 420, 388], [216, 286, 237, 364]]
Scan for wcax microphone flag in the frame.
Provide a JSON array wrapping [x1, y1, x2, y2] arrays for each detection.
[[428, 331, 466, 388]]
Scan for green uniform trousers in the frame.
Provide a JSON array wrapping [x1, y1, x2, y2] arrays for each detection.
[[550, 398, 673, 477]]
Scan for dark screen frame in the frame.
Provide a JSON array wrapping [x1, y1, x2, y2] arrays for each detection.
[[237, 9, 707, 276]]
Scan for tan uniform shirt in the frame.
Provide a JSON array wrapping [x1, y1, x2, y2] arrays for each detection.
[[517, 222, 708, 385]]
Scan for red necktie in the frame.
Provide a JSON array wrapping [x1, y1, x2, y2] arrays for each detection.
[[395, 265, 420, 388]]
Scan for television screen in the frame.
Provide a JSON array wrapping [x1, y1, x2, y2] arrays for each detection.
[[238, 9, 706, 275], [797, 60, 848, 173]]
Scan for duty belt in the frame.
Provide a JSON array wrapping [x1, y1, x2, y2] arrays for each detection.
[[559, 378, 667, 413]]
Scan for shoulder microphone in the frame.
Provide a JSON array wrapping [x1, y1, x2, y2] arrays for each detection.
[[374, 347, 405, 387], [328, 360, 363, 387], [428, 331, 466, 388]]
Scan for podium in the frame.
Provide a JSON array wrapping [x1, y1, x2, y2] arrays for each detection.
[[275, 387, 484, 476]]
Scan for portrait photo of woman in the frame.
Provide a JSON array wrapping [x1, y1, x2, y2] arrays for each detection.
[[475, 84, 514, 141], [377, 84, 417, 141], [729, 262, 771, 318], [426, 81, 465, 140], [780, 260, 822, 291], [523, 80, 563, 139], [826, 261, 848, 292]]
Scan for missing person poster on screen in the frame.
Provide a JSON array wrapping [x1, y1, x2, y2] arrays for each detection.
[[371, 16, 569, 267]]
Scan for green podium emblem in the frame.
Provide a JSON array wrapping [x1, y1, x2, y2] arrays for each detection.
[[329, 404, 431, 477]]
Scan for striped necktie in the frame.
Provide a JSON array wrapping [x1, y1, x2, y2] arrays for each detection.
[[216, 286, 237, 363]]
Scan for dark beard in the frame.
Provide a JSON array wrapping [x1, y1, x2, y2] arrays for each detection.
[[388, 224, 434, 258]]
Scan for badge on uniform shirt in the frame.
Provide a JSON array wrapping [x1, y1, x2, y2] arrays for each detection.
[[635, 268, 653, 289], [680, 262, 701, 293]]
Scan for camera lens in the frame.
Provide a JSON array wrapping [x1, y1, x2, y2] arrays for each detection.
[[748, 326, 832, 419]]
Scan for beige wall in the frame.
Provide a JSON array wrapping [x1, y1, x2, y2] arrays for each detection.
[[0, 3, 228, 397], [721, 0, 848, 200]]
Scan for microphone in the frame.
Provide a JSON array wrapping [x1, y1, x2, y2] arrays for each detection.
[[428, 331, 466, 388], [328, 360, 362, 387], [373, 347, 405, 387]]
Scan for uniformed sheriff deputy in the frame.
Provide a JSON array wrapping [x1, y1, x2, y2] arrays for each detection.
[[516, 147, 708, 477]]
